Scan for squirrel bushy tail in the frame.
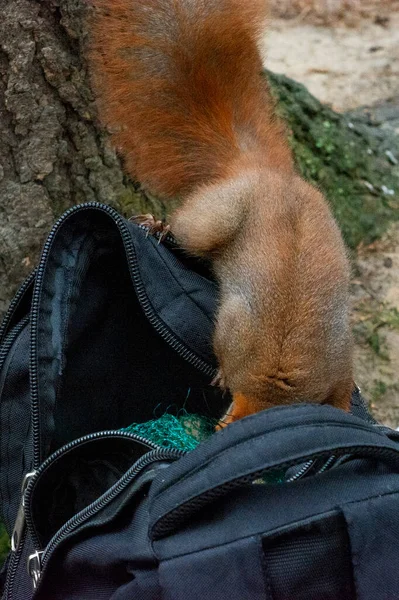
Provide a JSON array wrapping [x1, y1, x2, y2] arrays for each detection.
[[89, 0, 353, 421], [89, 0, 292, 198]]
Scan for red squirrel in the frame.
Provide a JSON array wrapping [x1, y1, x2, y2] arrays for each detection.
[[89, 0, 353, 426]]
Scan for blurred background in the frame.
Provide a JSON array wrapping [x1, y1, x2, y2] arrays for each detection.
[[265, 0, 399, 427]]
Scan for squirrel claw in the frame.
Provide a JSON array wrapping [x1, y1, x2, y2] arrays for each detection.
[[130, 214, 171, 242], [215, 393, 255, 431], [211, 368, 227, 390], [215, 401, 234, 431], [157, 223, 171, 244]]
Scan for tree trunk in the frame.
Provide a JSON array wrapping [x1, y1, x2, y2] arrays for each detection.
[[0, 0, 398, 320], [0, 0, 167, 319]]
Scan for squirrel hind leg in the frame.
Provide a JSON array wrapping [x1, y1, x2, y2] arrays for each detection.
[[171, 172, 257, 256]]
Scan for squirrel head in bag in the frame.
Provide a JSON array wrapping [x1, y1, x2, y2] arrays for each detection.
[[89, 0, 353, 424]]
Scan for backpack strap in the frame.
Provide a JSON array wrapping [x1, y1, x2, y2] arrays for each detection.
[[149, 403, 399, 539]]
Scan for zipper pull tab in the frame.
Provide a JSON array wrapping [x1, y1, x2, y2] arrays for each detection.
[[28, 550, 44, 589], [11, 470, 36, 552]]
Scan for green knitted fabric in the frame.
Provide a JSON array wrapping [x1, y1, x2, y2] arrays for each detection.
[[121, 413, 286, 483], [121, 413, 217, 451]]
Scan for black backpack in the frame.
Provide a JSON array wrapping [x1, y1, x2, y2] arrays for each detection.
[[1, 203, 399, 600]]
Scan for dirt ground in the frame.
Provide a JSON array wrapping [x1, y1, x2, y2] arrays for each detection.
[[265, 14, 399, 112], [269, 0, 399, 29], [264, 15, 399, 427]]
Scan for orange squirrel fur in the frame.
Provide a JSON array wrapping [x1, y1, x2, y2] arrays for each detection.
[[89, 0, 353, 425]]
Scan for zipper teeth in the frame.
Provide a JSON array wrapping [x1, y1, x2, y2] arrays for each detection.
[[285, 459, 315, 483], [29, 201, 215, 468], [0, 270, 35, 346], [0, 315, 29, 375], [37, 447, 183, 581], [24, 429, 183, 549], [3, 531, 25, 600], [0, 318, 30, 600], [285, 455, 337, 483], [3, 202, 208, 596], [128, 225, 214, 375], [316, 455, 336, 474], [35, 428, 160, 474]]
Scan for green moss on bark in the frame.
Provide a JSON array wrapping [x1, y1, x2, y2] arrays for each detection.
[[0, 521, 9, 568], [119, 73, 399, 252], [268, 72, 399, 249]]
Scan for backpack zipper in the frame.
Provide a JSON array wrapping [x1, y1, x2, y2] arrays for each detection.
[[285, 455, 338, 483], [3, 202, 210, 598], [7, 430, 171, 598], [28, 202, 215, 470], [3, 532, 25, 600], [0, 320, 31, 600], [11, 429, 163, 555], [30, 447, 183, 589], [0, 315, 30, 383], [285, 459, 315, 483], [0, 271, 35, 346], [10, 471, 36, 552], [21, 432, 184, 590]]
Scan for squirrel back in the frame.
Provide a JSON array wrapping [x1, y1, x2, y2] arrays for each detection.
[[89, 0, 292, 198]]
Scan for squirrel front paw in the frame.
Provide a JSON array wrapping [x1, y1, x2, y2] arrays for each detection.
[[216, 393, 255, 430]]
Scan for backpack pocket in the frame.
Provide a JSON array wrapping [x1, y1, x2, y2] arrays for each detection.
[[14, 432, 182, 596]]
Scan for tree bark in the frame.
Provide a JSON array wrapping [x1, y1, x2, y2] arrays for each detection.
[[0, 0, 166, 318], [269, 73, 399, 250], [0, 0, 398, 320]]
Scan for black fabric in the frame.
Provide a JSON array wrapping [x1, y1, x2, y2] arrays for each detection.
[[343, 493, 399, 599], [0, 324, 32, 533], [29, 437, 152, 548], [128, 222, 217, 366], [263, 513, 355, 600], [0, 554, 10, 592], [0, 204, 228, 532], [33, 474, 161, 600], [53, 244, 222, 449], [1, 203, 399, 600], [31, 210, 226, 462], [148, 403, 399, 539], [158, 537, 269, 600]]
